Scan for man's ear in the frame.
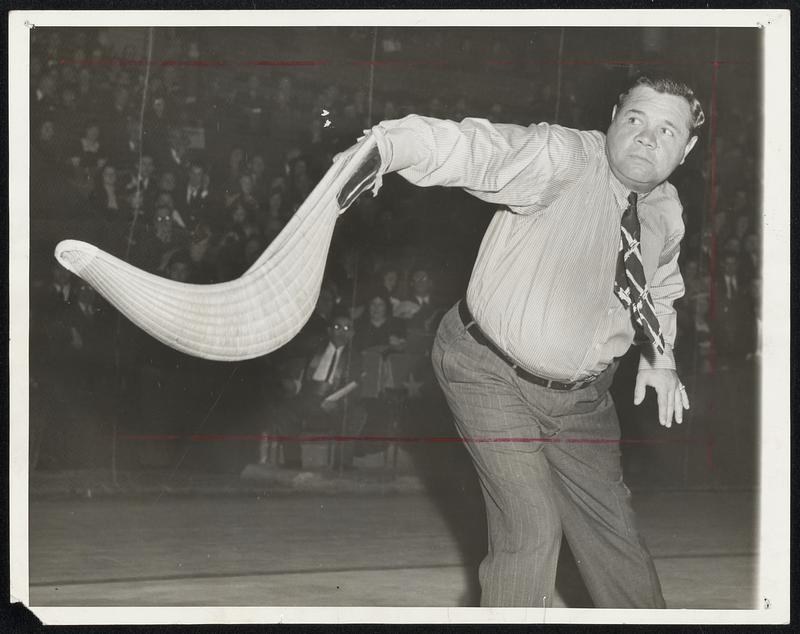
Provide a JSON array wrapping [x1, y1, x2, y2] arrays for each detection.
[[680, 135, 699, 165], [611, 104, 618, 122]]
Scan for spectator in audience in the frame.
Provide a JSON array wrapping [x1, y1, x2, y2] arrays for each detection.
[[259, 190, 286, 242], [739, 232, 759, 286], [165, 249, 195, 283], [110, 118, 144, 174], [105, 86, 131, 158], [56, 86, 82, 141], [221, 145, 247, 197], [177, 162, 213, 231], [287, 156, 314, 207], [75, 67, 97, 111], [236, 73, 268, 137], [248, 153, 270, 205], [80, 121, 105, 171], [143, 95, 170, 155], [714, 251, 747, 370], [354, 294, 407, 353], [375, 264, 402, 313], [268, 312, 366, 470], [733, 213, 752, 243], [91, 165, 127, 252], [125, 154, 158, 212], [159, 128, 191, 184], [133, 204, 190, 275], [225, 172, 262, 218], [291, 283, 339, 359], [398, 267, 445, 335], [743, 277, 761, 362], [243, 236, 266, 270], [34, 262, 76, 319], [32, 119, 62, 170], [157, 170, 178, 201], [32, 72, 59, 119]]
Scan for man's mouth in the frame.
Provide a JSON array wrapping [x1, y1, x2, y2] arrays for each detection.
[[628, 154, 654, 165]]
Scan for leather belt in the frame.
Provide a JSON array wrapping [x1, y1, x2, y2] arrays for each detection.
[[457, 300, 595, 391]]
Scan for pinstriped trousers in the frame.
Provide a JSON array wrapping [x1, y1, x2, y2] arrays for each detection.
[[431, 304, 665, 608]]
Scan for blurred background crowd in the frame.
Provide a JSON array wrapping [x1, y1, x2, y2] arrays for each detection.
[[28, 26, 762, 488]]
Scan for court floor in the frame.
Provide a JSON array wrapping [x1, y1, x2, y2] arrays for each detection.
[[28, 489, 757, 609]]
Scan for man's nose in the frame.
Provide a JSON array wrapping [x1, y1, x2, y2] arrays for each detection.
[[635, 128, 657, 149]]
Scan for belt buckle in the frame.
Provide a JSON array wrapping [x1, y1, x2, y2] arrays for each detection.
[[575, 375, 595, 390]]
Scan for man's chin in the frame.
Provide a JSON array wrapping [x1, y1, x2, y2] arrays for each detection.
[[616, 169, 658, 193]]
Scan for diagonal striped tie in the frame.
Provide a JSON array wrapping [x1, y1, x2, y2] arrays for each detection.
[[613, 192, 666, 354]]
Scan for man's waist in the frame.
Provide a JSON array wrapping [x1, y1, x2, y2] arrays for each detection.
[[457, 300, 603, 391]]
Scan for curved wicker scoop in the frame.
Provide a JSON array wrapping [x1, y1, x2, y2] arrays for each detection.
[[54, 136, 377, 361]]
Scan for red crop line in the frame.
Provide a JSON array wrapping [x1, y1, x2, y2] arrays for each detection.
[[119, 434, 714, 446], [241, 60, 330, 66], [56, 58, 328, 67]]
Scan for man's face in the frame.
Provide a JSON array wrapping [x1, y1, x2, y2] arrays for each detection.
[[606, 86, 698, 193], [723, 255, 738, 276], [160, 172, 176, 192], [411, 270, 432, 297], [102, 166, 116, 186], [368, 297, 388, 322], [40, 121, 55, 142], [154, 208, 173, 242], [78, 284, 96, 306], [141, 156, 155, 177], [189, 166, 203, 188], [329, 316, 354, 348]]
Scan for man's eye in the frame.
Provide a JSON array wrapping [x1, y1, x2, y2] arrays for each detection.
[[628, 117, 641, 124], [661, 127, 674, 137]]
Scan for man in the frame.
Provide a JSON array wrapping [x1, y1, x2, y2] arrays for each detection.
[[125, 154, 158, 213], [339, 76, 703, 608], [714, 251, 746, 370], [176, 162, 212, 231], [403, 267, 445, 335], [267, 313, 366, 470]]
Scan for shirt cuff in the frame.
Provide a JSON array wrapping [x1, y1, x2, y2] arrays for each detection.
[[371, 120, 427, 174], [638, 343, 677, 372]]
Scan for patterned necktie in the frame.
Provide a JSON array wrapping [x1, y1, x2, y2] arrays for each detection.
[[613, 192, 666, 354]]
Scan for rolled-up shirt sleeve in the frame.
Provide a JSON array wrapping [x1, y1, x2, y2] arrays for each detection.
[[372, 115, 587, 213], [637, 229, 685, 372]]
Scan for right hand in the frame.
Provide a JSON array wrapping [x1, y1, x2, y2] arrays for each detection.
[[336, 145, 382, 210], [320, 400, 338, 414]]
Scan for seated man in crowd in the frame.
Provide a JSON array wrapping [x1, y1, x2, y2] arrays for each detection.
[[395, 266, 446, 354], [176, 162, 213, 232], [266, 312, 367, 470]]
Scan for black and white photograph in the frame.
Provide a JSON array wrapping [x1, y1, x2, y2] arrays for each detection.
[[8, 9, 790, 626]]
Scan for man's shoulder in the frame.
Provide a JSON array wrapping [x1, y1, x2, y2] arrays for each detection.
[[648, 180, 684, 213]]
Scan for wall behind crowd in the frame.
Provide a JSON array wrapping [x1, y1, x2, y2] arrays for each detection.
[[28, 26, 762, 485]]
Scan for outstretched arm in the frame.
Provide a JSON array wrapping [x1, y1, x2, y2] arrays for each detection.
[[339, 115, 587, 213]]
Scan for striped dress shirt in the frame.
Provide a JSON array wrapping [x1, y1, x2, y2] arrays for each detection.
[[371, 115, 685, 382]]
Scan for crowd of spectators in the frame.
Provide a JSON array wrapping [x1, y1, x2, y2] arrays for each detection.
[[28, 27, 761, 482]]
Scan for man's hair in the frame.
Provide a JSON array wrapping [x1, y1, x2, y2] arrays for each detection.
[[618, 76, 705, 134]]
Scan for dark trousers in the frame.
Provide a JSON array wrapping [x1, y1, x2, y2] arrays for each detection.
[[431, 305, 665, 608], [272, 394, 366, 468]]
